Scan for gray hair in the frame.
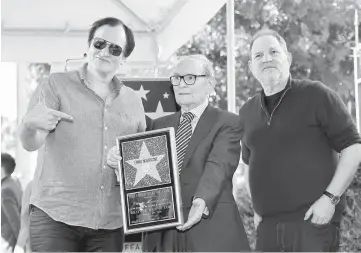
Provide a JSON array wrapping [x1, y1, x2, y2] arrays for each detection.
[[176, 54, 216, 88], [249, 29, 288, 59]]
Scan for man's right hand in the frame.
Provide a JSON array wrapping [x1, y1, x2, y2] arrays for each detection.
[[23, 91, 73, 131], [107, 146, 123, 182], [254, 211, 262, 229]]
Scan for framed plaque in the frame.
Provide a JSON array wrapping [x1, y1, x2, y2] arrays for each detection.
[[116, 127, 183, 234]]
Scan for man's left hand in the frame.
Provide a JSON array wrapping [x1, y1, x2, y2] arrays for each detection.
[[304, 194, 335, 224], [177, 198, 206, 231]]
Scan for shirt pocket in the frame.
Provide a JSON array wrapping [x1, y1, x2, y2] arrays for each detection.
[[117, 112, 139, 135]]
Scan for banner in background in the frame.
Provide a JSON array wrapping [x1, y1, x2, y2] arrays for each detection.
[[122, 78, 180, 120]]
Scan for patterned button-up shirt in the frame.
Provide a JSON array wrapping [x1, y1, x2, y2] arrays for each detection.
[[29, 65, 146, 229]]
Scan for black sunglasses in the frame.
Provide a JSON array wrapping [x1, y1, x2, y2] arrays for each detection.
[[93, 37, 123, 57]]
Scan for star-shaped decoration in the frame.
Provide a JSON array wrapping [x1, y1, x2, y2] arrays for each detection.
[[126, 142, 164, 186], [146, 101, 174, 119], [163, 92, 170, 99], [134, 85, 150, 101]]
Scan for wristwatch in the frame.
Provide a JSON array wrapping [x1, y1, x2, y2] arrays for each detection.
[[323, 191, 340, 205]]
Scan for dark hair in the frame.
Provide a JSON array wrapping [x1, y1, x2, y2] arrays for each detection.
[[87, 17, 135, 58], [1, 153, 16, 175], [249, 28, 288, 59]]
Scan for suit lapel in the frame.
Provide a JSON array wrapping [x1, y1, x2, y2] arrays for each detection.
[[182, 105, 218, 168]]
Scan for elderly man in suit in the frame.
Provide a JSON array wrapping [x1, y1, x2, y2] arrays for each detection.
[[107, 55, 250, 252], [1, 153, 23, 253]]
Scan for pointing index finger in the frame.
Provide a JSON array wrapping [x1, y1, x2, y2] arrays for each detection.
[[51, 109, 74, 121]]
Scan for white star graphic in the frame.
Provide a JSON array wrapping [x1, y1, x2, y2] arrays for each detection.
[[134, 85, 150, 101], [126, 142, 164, 186], [163, 92, 170, 99], [146, 101, 174, 119]]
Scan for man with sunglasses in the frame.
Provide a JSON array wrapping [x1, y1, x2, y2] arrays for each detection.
[[107, 55, 250, 252], [19, 17, 146, 252]]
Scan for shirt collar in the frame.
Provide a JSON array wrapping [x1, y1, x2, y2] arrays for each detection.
[[181, 99, 209, 120], [78, 63, 123, 92]]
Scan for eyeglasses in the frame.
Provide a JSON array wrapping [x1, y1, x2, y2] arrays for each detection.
[[92, 37, 123, 57], [170, 74, 207, 86]]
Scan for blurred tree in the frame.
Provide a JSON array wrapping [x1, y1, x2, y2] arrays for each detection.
[[1, 116, 17, 156], [177, 0, 359, 115], [175, 0, 361, 250], [25, 63, 51, 99], [1, 63, 50, 171]]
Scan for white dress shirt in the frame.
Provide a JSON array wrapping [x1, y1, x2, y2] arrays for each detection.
[[180, 99, 209, 132], [180, 98, 210, 215]]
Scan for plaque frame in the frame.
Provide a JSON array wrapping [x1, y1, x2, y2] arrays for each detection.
[[116, 127, 183, 234]]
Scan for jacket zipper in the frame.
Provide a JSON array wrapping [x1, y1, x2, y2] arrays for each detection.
[[260, 87, 291, 126]]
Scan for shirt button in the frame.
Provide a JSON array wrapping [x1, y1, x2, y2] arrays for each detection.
[[100, 185, 104, 190], [104, 126, 108, 130], [103, 165, 106, 169], [104, 145, 107, 149]]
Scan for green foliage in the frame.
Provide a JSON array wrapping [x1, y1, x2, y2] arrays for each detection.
[[1, 63, 50, 164], [233, 174, 257, 250], [1, 116, 17, 156], [28, 63, 51, 85], [177, 0, 361, 250], [177, 0, 359, 115], [341, 168, 361, 251]]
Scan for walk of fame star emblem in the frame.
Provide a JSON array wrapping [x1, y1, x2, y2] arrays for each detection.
[[126, 142, 164, 186], [122, 136, 171, 190], [116, 128, 183, 234]]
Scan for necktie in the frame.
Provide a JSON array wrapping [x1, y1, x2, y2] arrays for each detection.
[[175, 112, 195, 172]]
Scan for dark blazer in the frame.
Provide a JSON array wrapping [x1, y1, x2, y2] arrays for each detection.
[[1, 176, 23, 251], [143, 105, 250, 252]]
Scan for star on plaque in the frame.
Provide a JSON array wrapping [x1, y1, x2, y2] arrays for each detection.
[[126, 142, 164, 186], [134, 85, 150, 101]]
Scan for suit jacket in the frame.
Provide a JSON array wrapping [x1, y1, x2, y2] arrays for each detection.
[[143, 105, 250, 252], [1, 176, 23, 251]]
